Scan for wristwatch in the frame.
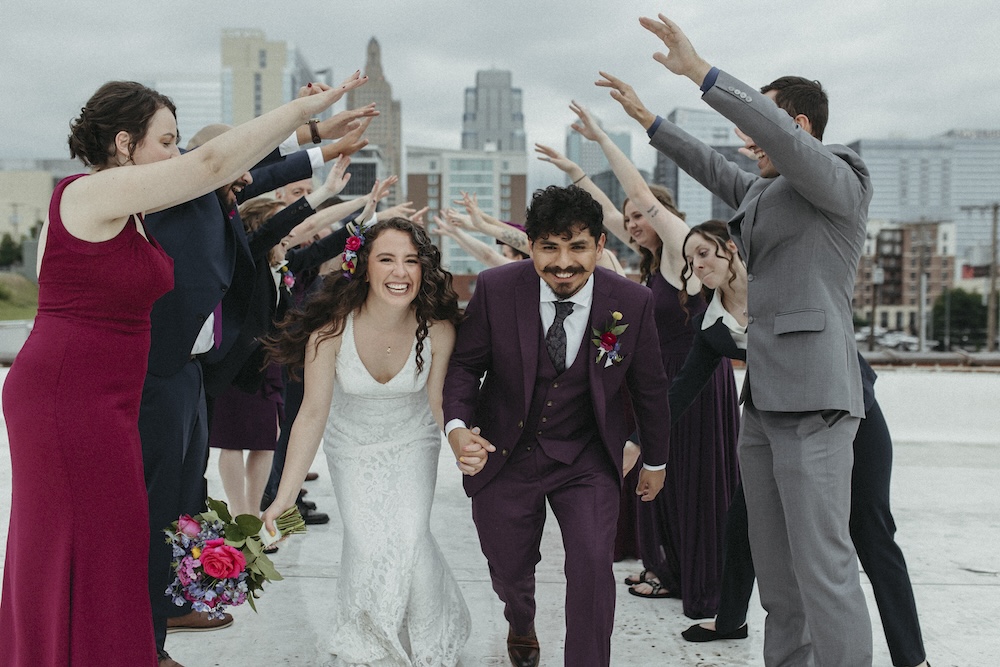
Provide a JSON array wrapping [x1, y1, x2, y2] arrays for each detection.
[[308, 119, 322, 144]]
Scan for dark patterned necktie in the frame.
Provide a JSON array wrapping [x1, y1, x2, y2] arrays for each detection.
[[545, 300, 575, 373]]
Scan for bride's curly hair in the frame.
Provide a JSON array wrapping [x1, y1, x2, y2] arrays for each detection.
[[264, 217, 460, 377]]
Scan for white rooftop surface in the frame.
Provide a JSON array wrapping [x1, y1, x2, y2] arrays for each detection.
[[1, 366, 998, 666]]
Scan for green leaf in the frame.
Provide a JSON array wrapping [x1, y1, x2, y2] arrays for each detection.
[[206, 497, 232, 523], [246, 593, 258, 613], [245, 536, 263, 557], [235, 514, 264, 535], [591, 327, 601, 337], [255, 554, 283, 582], [611, 324, 629, 335], [223, 524, 246, 543]]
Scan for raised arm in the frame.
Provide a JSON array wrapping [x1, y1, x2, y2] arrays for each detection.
[[452, 194, 531, 255], [62, 72, 367, 240], [431, 214, 511, 268], [534, 142, 624, 235], [570, 97, 692, 287]]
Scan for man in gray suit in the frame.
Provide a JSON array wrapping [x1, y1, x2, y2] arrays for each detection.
[[610, 12, 874, 666]]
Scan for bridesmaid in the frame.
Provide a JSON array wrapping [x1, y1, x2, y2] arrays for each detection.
[[0, 76, 360, 667]]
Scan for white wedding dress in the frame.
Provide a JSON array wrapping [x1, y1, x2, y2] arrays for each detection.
[[322, 313, 471, 666]]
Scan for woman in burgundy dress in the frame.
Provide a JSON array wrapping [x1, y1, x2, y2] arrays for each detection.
[[0, 77, 359, 666]]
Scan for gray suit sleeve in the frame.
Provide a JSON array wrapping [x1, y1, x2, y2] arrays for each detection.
[[703, 70, 869, 218], [649, 119, 757, 211]]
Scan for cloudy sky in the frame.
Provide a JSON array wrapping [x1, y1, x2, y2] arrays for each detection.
[[2, 0, 997, 188]]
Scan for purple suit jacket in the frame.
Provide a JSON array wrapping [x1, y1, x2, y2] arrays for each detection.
[[444, 261, 671, 497]]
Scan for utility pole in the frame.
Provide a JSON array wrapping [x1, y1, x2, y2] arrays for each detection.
[[868, 232, 883, 352], [960, 203, 1000, 351]]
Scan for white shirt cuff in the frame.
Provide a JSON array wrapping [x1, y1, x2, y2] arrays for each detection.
[[642, 463, 666, 472], [278, 133, 299, 156], [306, 146, 324, 169], [444, 419, 468, 437]]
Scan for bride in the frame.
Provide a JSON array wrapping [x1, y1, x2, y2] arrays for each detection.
[[262, 217, 478, 666]]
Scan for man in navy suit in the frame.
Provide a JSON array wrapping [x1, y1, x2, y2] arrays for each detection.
[[139, 119, 350, 666], [443, 186, 670, 667]]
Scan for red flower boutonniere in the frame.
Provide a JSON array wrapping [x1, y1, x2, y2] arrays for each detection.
[[278, 264, 295, 289], [592, 310, 628, 367]]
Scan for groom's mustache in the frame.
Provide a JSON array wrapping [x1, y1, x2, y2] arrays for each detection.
[[543, 266, 585, 275]]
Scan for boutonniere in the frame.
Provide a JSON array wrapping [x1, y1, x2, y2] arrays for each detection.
[[592, 310, 628, 367], [277, 263, 295, 290]]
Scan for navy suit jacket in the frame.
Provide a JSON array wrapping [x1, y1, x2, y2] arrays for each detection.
[[443, 261, 671, 497], [144, 150, 312, 381]]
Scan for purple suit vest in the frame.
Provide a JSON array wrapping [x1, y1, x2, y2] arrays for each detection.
[[519, 327, 601, 464]]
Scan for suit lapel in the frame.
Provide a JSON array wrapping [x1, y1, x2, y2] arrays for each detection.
[[515, 268, 541, 417], [587, 271, 609, 433]]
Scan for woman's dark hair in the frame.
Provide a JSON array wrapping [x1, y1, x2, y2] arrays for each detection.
[[239, 199, 287, 266], [264, 217, 460, 377], [678, 219, 740, 320], [68, 81, 177, 168], [624, 183, 685, 284]]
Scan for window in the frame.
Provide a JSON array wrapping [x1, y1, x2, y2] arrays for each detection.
[[427, 198, 439, 210], [428, 174, 439, 185], [259, 50, 267, 69], [253, 73, 262, 117], [500, 174, 511, 185], [428, 187, 439, 197]]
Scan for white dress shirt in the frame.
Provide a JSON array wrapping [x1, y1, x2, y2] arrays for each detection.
[[703, 291, 748, 350]]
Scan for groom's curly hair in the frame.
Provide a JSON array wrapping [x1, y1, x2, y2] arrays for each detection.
[[524, 185, 603, 243], [264, 218, 460, 378]]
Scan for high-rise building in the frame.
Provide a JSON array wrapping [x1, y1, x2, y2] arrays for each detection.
[[220, 29, 329, 127], [653, 107, 742, 223], [146, 76, 222, 146], [849, 131, 1000, 266], [406, 146, 527, 275], [347, 38, 402, 205], [461, 70, 526, 153], [564, 120, 631, 185]]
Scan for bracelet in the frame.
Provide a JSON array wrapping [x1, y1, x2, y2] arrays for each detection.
[[308, 119, 322, 144], [572, 173, 586, 184]]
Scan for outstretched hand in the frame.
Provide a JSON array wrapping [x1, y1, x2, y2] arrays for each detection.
[[534, 143, 583, 178], [639, 13, 712, 85], [321, 154, 352, 196], [296, 71, 368, 117], [596, 72, 656, 130], [319, 103, 379, 140], [568, 100, 604, 142]]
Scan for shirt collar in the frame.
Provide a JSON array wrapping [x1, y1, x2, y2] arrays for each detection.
[[703, 290, 745, 332], [539, 272, 595, 310]]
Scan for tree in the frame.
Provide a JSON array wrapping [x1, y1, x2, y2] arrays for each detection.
[[0, 233, 21, 267], [932, 288, 988, 350]]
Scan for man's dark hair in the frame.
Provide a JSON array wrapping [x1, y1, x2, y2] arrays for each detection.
[[524, 185, 603, 242], [760, 76, 828, 141]]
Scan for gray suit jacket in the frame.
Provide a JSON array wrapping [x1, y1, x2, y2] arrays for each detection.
[[651, 70, 871, 417]]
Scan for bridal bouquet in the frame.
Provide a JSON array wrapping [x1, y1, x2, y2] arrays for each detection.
[[164, 498, 306, 618]]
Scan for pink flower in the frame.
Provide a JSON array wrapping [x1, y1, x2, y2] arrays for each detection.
[[200, 543, 247, 579], [344, 235, 362, 252], [283, 274, 294, 287], [600, 332, 617, 351], [177, 515, 201, 538]]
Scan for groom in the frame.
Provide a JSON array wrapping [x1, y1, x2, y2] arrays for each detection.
[[444, 185, 671, 667]]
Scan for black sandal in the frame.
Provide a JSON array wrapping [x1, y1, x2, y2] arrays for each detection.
[[623, 569, 654, 586], [627, 579, 680, 599]]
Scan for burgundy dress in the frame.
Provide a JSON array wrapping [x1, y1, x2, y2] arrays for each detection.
[[1, 174, 173, 666], [638, 272, 740, 619]]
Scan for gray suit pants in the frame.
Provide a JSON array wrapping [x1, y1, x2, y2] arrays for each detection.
[[740, 403, 872, 667]]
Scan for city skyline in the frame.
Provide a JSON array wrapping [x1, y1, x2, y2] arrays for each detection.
[[2, 0, 998, 196]]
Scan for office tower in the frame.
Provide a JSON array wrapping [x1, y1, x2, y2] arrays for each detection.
[[346, 37, 402, 205], [461, 70, 526, 153], [564, 120, 631, 184], [146, 77, 222, 146], [406, 146, 527, 275]]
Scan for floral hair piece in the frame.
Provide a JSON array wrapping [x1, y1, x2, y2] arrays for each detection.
[[341, 212, 377, 280]]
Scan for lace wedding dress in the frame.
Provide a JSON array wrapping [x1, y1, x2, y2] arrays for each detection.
[[322, 313, 471, 666]]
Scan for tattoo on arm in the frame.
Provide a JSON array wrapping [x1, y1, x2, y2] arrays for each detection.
[[646, 205, 659, 218]]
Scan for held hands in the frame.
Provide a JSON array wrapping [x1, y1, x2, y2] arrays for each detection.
[[636, 467, 665, 502], [448, 426, 496, 476], [595, 72, 656, 130], [534, 143, 583, 179], [639, 13, 712, 85]]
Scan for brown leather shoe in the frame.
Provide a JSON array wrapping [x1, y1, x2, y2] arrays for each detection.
[[507, 625, 540, 667], [305, 471, 319, 481], [157, 649, 184, 666], [166, 609, 234, 633]]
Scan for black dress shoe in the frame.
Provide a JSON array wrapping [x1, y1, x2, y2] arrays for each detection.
[[507, 626, 539, 667], [681, 622, 748, 642], [297, 502, 329, 525]]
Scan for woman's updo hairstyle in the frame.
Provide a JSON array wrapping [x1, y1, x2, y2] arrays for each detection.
[[68, 81, 176, 168]]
